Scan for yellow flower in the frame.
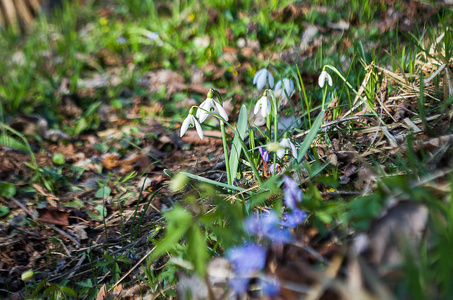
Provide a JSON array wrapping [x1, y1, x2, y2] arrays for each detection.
[[99, 17, 108, 26]]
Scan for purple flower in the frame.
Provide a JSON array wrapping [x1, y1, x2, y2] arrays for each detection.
[[244, 212, 292, 244], [229, 277, 250, 295], [117, 36, 126, 44], [280, 210, 307, 228], [258, 146, 269, 162], [283, 176, 302, 211], [226, 244, 267, 275], [269, 163, 279, 174], [260, 276, 280, 296]]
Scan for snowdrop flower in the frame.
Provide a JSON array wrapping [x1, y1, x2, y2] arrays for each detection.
[[318, 70, 333, 88], [180, 107, 203, 139], [254, 91, 272, 117], [274, 78, 295, 99], [196, 91, 228, 123], [253, 68, 274, 90], [276, 136, 297, 159]]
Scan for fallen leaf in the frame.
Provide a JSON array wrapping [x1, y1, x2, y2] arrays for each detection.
[[36, 207, 70, 226]]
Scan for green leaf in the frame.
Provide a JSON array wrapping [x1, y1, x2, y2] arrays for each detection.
[[229, 105, 248, 180], [59, 286, 77, 297], [0, 205, 10, 217], [95, 186, 111, 198], [296, 110, 324, 162], [0, 182, 16, 199], [188, 226, 208, 277], [74, 117, 88, 135], [52, 153, 66, 165], [87, 204, 107, 220], [150, 205, 193, 260], [0, 134, 27, 152], [180, 172, 246, 192]]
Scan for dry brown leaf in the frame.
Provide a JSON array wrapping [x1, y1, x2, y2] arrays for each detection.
[[36, 207, 70, 226]]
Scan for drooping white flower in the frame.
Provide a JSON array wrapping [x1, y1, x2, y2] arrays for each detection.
[[196, 97, 228, 123], [276, 137, 297, 159], [253, 68, 274, 90], [254, 92, 272, 117], [318, 70, 333, 88], [274, 78, 295, 99], [180, 108, 203, 139]]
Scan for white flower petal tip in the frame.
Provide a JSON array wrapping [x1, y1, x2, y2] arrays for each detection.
[[318, 70, 333, 88], [277, 138, 297, 159], [254, 95, 271, 118], [253, 68, 274, 89], [180, 114, 203, 139], [197, 97, 228, 123], [275, 78, 295, 98]]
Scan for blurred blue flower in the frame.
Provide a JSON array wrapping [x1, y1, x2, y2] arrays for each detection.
[[259, 276, 280, 296], [117, 36, 127, 44], [253, 68, 274, 90], [226, 244, 267, 275], [281, 210, 307, 228], [244, 211, 292, 244], [269, 163, 279, 174], [283, 176, 302, 211], [229, 277, 250, 295], [259, 146, 269, 162]]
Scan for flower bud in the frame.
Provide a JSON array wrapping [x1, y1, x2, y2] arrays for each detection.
[[21, 270, 34, 282], [170, 172, 189, 192], [266, 142, 281, 152]]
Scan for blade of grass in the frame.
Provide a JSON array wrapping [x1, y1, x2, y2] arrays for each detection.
[[295, 110, 325, 163], [180, 172, 246, 192], [229, 105, 248, 183]]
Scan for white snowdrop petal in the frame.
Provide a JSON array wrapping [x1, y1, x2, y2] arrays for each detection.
[[327, 73, 333, 86], [254, 102, 260, 115], [290, 141, 297, 158], [180, 116, 191, 137], [215, 101, 228, 122], [275, 80, 282, 91], [257, 71, 267, 90], [318, 71, 327, 88], [268, 72, 274, 88], [253, 69, 264, 85], [276, 148, 285, 159], [194, 119, 204, 139]]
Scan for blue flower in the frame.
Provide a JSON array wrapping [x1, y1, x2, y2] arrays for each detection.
[[280, 210, 307, 228], [226, 244, 267, 275], [253, 68, 274, 90], [258, 146, 269, 162], [228, 277, 250, 295], [283, 176, 302, 211], [244, 211, 292, 244], [117, 36, 127, 44], [259, 276, 280, 296]]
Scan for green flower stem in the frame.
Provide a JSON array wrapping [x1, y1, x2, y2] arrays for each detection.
[[324, 65, 384, 124], [269, 90, 279, 171], [321, 86, 328, 111], [266, 114, 272, 141], [220, 121, 232, 186], [221, 120, 262, 186], [196, 107, 263, 186]]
